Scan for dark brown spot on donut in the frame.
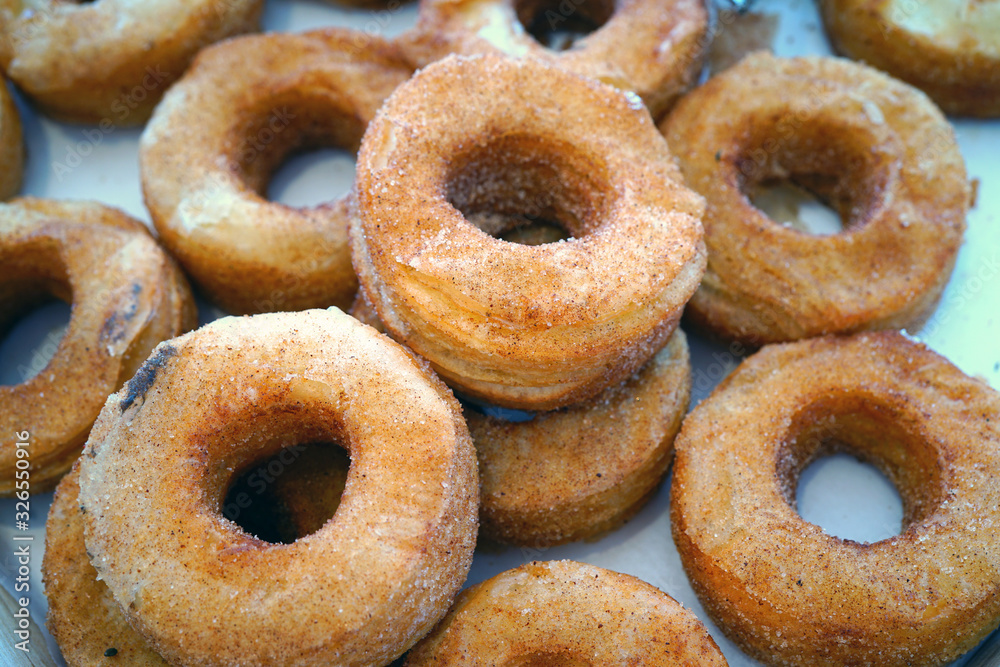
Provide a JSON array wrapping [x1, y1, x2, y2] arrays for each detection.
[[99, 283, 143, 344], [120, 344, 177, 412]]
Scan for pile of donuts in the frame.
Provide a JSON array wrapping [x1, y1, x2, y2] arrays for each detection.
[[1, 0, 998, 665]]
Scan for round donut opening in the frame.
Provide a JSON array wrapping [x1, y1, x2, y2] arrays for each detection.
[[267, 148, 357, 208], [734, 117, 891, 235], [228, 94, 366, 209], [0, 251, 72, 386], [516, 0, 615, 50], [445, 135, 610, 244], [777, 394, 944, 543], [222, 441, 351, 544], [796, 453, 903, 543]]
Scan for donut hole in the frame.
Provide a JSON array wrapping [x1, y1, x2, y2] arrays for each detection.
[[267, 148, 357, 208], [516, 0, 615, 50], [747, 180, 843, 236], [778, 394, 944, 542], [735, 117, 891, 234], [221, 440, 351, 544], [0, 250, 72, 386], [228, 94, 366, 208], [445, 135, 610, 243], [796, 453, 903, 543]]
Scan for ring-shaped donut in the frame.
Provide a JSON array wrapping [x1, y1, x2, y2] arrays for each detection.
[[670, 331, 1000, 666], [0, 0, 263, 124], [0, 75, 22, 200], [79, 308, 479, 667], [471, 329, 690, 546], [141, 29, 412, 314], [351, 54, 706, 411], [399, 0, 708, 119], [0, 198, 195, 496], [661, 53, 968, 347], [819, 0, 1000, 117], [405, 560, 728, 665]]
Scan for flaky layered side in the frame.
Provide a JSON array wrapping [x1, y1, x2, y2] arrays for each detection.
[[351, 54, 705, 410]]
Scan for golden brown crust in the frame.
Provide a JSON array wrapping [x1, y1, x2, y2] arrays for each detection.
[[670, 331, 1000, 666], [0, 75, 22, 200], [351, 54, 706, 410], [398, 0, 708, 119], [0, 198, 196, 496], [662, 53, 968, 347], [141, 29, 413, 315], [819, 0, 1000, 117], [44, 464, 169, 667], [405, 560, 728, 665], [0, 0, 263, 125], [45, 455, 352, 665], [78, 309, 479, 667], [471, 329, 690, 547]]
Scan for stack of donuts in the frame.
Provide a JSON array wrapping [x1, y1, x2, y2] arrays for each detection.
[[0, 0, 997, 665]]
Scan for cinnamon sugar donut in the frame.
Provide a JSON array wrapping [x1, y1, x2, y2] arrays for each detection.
[[405, 560, 728, 665], [79, 309, 478, 666], [351, 54, 706, 410], [662, 53, 968, 346], [45, 455, 349, 666], [0, 0, 263, 125], [472, 329, 690, 547], [399, 0, 708, 119], [820, 0, 1000, 117], [671, 332, 1000, 666], [0, 75, 22, 200], [141, 29, 412, 314], [44, 464, 169, 667], [0, 198, 195, 496]]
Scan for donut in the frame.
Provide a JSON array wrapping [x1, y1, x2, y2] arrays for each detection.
[[0, 0, 263, 125], [398, 0, 708, 119], [472, 329, 690, 547], [78, 308, 479, 666], [670, 331, 1000, 666], [351, 54, 706, 410], [141, 29, 412, 314], [405, 560, 728, 665], [0, 198, 195, 496], [45, 452, 352, 666], [44, 464, 169, 667], [0, 75, 22, 200], [661, 53, 968, 346], [819, 0, 1000, 118]]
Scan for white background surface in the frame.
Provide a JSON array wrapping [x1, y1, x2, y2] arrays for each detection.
[[0, 0, 998, 664]]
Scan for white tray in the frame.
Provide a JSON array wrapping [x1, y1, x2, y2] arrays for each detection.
[[1, 0, 997, 664]]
